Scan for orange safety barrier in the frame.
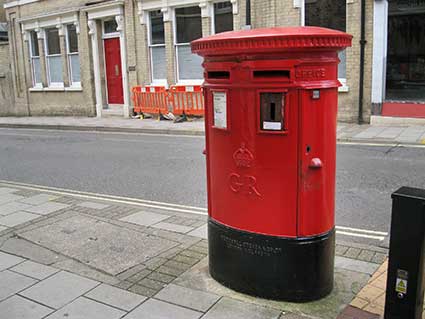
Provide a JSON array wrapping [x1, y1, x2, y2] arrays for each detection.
[[132, 85, 169, 115], [169, 85, 204, 116]]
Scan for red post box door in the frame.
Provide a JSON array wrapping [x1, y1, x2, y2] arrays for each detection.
[[206, 88, 299, 237], [298, 88, 337, 237]]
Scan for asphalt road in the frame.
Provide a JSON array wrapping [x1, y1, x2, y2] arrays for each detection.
[[1, 127, 424, 246]]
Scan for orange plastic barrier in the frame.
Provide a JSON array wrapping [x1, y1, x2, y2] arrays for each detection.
[[169, 85, 204, 116], [132, 85, 168, 115]]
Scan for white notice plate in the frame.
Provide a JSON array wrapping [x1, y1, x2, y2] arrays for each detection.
[[213, 91, 227, 129], [263, 121, 282, 130]]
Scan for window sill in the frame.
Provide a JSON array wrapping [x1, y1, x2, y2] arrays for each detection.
[[150, 80, 168, 88], [29, 86, 82, 92], [65, 86, 83, 92], [29, 87, 44, 92], [44, 87, 65, 91], [176, 79, 203, 86], [338, 85, 349, 93]]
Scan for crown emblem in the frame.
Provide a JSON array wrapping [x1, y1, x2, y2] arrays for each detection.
[[233, 143, 254, 168]]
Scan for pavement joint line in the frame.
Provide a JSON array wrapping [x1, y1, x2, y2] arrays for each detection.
[[14, 293, 57, 311], [0, 181, 388, 242]]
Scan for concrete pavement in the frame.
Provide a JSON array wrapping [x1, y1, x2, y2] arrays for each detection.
[[1, 116, 425, 145], [0, 182, 388, 318]]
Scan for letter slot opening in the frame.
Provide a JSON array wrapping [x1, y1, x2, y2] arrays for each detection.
[[207, 71, 230, 79], [260, 93, 285, 131], [253, 70, 290, 79]]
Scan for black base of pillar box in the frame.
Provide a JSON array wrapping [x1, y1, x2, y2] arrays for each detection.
[[208, 218, 335, 302]]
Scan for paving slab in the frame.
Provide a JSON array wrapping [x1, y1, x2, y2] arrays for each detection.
[[20, 214, 177, 275], [173, 257, 370, 319], [45, 297, 125, 319], [120, 211, 170, 226], [152, 222, 193, 234], [154, 283, 220, 312], [77, 201, 110, 209], [23, 202, 70, 215], [20, 270, 99, 309], [86, 283, 147, 311], [123, 298, 202, 319], [202, 297, 281, 319], [0, 295, 53, 319], [11, 260, 59, 280], [0, 187, 19, 194], [375, 127, 404, 139], [335, 256, 379, 275], [0, 211, 41, 227], [51, 259, 120, 285], [0, 270, 38, 301], [0, 237, 64, 265], [0, 251, 25, 271], [353, 127, 386, 139], [0, 194, 25, 205], [187, 224, 208, 239], [19, 194, 58, 205], [0, 201, 33, 216]]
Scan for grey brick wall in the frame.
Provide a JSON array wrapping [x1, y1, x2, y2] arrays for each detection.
[[3, 0, 374, 122]]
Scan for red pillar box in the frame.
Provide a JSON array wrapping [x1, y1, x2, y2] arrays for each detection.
[[192, 27, 352, 302]]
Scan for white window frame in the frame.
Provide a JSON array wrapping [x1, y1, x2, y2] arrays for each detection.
[[301, 0, 348, 92], [147, 10, 167, 86], [44, 27, 64, 88], [211, 1, 234, 35], [102, 18, 120, 39], [173, 6, 203, 85], [65, 24, 81, 88], [28, 31, 42, 88]]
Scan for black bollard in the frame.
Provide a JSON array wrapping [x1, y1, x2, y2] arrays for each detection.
[[384, 187, 425, 319]]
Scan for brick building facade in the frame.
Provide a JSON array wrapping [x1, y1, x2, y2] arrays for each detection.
[[3, 0, 422, 121]]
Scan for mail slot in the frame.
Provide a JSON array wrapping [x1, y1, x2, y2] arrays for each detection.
[[192, 27, 352, 302]]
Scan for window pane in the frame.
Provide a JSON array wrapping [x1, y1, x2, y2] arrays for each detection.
[[177, 44, 203, 79], [67, 24, 78, 53], [150, 10, 165, 45], [305, 0, 346, 78], [305, 0, 346, 32], [104, 19, 118, 34], [175, 6, 202, 43], [46, 28, 60, 55], [386, 12, 425, 102], [69, 54, 80, 83], [32, 57, 42, 84], [151, 46, 166, 80], [214, 2, 233, 34], [48, 55, 63, 83], [30, 31, 39, 56]]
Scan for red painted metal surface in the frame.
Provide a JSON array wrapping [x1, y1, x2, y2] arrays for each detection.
[[104, 38, 124, 104], [192, 27, 352, 238], [382, 102, 425, 118]]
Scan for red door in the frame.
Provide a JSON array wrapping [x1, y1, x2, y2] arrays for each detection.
[[104, 38, 124, 104]]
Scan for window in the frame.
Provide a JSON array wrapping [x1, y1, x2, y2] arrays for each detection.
[[304, 0, 346, 80], [149, 10, 166, 82], [104, 19, 118, 34], [66, 24, 80, 86], [213, 2, 233, 34], [175, 6, 203, 81], [29, 31, 42, 87], [45, 27, 63, 86]]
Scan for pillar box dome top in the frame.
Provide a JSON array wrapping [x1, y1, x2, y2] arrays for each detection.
[[191, 26, 352, 57]]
